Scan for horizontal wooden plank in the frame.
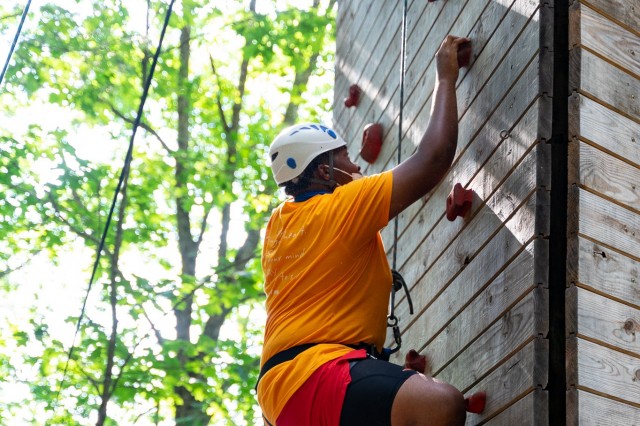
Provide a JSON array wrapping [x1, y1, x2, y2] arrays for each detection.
[[404, 3, 542, 165], [393, 282, 544, 371], [438, 301, 546, 391], [335, 0, 425, 103], [567, 389, 640, 426], [390, 103, 546, 274], [421, 239, 547, 375], [444, 336, 548, 421], [568, 94, 640, 168], [334, 8, 402, 141], [400, 0, 503, 145], [570, 2, 640, 77], [575, 188, 640, 260], [342, 0, 473, 160], [567, 336, 640, 405], [392, 145, 548, 326], [336, 2, 382, 70], [404, 0, 458, 81], [334, 1, 359, 105], [390, 18, 544, 244], [334, 1, 397, 103], [337, 8, 406, 147], [568, 286, 640, 355], [569, 236, 640, 308], [572, 141, 640, 211], [483, 388, 548, 426], [396, 205, 540, 364], [570, 47, 640, 122], [582, 0, 640, 37], [456, 0, 541, 117], [381, 58, 544, 265], [353, 0, 521, 172]]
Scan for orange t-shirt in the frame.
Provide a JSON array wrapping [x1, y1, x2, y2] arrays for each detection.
[[257, 171, 394, 423]]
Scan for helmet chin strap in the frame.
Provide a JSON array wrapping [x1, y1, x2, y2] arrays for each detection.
[[309, 151, 339, 188]]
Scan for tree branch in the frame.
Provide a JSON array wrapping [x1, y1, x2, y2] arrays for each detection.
[[234, 229, 260, 267], [282, 1, 334, 126], [76, 362, 102, 394], [195, 202, 213, 251], [0, 251, 40, 278], [141, 309, 165, 345], [107, 102, 174, 154], [0, 12, 21, 22], [47, 193, 107, 251], [230, 54, 249, 132], [202, 309, 231, 342], [207, 55, 230, 133], [217, 203, 230, 262]]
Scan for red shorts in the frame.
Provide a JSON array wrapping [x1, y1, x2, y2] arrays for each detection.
[[276, 349, 367, 426]]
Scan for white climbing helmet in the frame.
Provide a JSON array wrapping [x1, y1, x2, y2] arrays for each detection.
[[269, 123, 347, 185]]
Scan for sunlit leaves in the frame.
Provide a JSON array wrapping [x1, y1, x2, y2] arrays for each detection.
[[1, 0, 335, 423]]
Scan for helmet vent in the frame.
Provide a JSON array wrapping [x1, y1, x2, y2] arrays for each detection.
[[286, 157, 297, 169]]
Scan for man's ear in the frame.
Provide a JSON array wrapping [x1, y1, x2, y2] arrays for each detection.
[[317, 164, 331, 181]]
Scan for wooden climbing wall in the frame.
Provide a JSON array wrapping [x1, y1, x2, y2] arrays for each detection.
[[566, 0, 640, 424], [334, 0, 640, 424], [334, 0, 553, 423]]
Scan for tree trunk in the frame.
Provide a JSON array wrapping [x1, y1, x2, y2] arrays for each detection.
[[172, 20, 211, 426], [96, 169, 129, 426]]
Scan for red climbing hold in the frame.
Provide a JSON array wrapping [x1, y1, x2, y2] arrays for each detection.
[[465, 391, 487, 414], [457, 40, 473, 68], [344, 84, 361, 108], [360, 123, 383, 164], [404, 349, 428, 374], [445, 183, 473, 221]]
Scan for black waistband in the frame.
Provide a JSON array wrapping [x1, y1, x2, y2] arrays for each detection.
[[255, 343, 318, 390], [255, 342, 392, 391]]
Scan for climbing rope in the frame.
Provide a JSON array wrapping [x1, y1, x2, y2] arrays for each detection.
[[54, 0, 177, 406], [386, 0, 410, 357], [0, 0, 32, 88]]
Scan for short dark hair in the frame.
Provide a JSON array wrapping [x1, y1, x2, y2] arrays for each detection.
[[283, 151, 331, 196]]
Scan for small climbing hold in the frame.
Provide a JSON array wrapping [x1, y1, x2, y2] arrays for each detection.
[[360, 123, 383, 163], [446, 183, 473, 221], [404, 349, 428, 374], [457, 40, 473, 68], [344, 84, 361, 108], [465, 391, 487, 414]]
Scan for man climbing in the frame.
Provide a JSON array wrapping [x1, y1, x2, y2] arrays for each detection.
[[257, 35, 471, 426]]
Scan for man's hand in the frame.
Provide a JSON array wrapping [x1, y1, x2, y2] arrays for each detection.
[[436, 35, 470, 84], [389, 35, 470, 221]]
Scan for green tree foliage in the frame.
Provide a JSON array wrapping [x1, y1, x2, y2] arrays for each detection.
[[0, 0, 336, 424]]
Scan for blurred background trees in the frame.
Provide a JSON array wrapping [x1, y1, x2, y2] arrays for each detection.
[[0, 0, 335, 424]]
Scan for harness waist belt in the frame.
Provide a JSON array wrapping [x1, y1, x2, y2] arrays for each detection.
[[255, 343, 317, 390], [255, 342, 393, 391]]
